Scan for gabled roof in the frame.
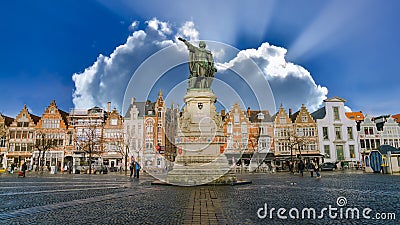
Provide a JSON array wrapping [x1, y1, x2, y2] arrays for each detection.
[[2, 115, 14, 126], [324, 96, 346, 102], [145, 101, 156, 116], [124, 101, 149, 118], [58, 109, 69, 128], [248, 110, 273, 123], [291, 110, 299, 123], [30, 114, 41, 124], [311, 107, 326, 120]]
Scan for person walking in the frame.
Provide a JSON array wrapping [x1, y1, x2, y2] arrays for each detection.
[[289, 161, 294, 174], [308, 160, 315, 177], [21, 162, 27, 178], [10, 163, 15, 174], [315, 162, 321, 178], [298, 160, 305, 177], [129, 160, 135, 178], [135, 162, 141, 179]]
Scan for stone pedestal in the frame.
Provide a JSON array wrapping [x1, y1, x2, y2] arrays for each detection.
[[167, 89, 236, 186]]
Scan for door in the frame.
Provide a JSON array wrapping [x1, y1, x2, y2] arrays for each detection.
[[336, 145, 344, 161]]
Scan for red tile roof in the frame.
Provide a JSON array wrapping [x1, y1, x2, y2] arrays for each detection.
[[345, 111, 364, 121], [392, 114, 400, 123]]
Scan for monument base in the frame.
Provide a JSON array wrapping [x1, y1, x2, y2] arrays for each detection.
[[166, 155, 237, 186]]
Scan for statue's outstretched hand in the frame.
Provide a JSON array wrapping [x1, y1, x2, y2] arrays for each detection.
[[178, 37, 185, 42]]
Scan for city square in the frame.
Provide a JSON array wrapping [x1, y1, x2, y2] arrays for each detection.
[[1, 1, 400, 225], [0, 170, 398, 224]]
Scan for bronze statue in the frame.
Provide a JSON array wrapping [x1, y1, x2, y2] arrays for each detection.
[[178, 37, 217, 89]]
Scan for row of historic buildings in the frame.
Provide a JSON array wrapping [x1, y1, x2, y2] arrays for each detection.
[[1, 93, 399, 172]]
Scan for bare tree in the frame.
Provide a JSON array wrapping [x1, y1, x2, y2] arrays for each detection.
[[75, 124, 104, 175], [34, 132, 56, 172], [109, 135, 127, 175]]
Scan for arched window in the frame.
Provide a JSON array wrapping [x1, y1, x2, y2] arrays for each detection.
[[146, 120, 154, 134]]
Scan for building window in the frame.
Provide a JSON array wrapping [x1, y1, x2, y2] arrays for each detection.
[[111, 119, 117, 126], [301, 115, 307, 122], [347, 127, 353, 140], [335, 127, 342, 140], [158, 123, 162, 133], [234, 114, 239, 124], [349, 145, 355, 158], [146, 121, 153, 134], [324, 145, 330, 158], [280, 115, 286, 124], [360, 140, 365, 148], [323, 127, 329, 140], [0, 136, 6, 147], [333, 107, 340, 121], [241, 122, 247, 134], [364, 127, 373, 135], [227, 123, 232, 134]]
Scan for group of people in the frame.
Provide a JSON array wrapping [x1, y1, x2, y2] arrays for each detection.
[[289, 160, 321, 178], [129, 160, 141, 179], [8, 162, 27, 177]]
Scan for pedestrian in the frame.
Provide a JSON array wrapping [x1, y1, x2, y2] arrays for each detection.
[[315, 162, 321, 178], [289, 161, 294, 174], [129, 160, 135, 178], [340, 161, 345, 170], [10, 163, 15, 174], [298, 160, 305, 177], [21, 162, 27, 178], [135, 162, 141, 179], [308, 160, 315, 177]]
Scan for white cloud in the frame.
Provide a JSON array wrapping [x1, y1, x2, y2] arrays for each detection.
[[218, 42, 328, 112], [129, 21, 139, 31], [344, 106, 352, 113], [72, 19, 328, 114], [177, 21, 199, 41]]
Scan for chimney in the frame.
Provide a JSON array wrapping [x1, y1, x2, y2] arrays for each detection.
[[107, 101, 111, 113], [247, 107, 251, 117], [289, 108, 292, 118], [131, 98, 136, 105]]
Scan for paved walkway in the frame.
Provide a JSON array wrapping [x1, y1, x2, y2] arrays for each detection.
[[183, 188, 226, 225], [0, 171, 398, 224]]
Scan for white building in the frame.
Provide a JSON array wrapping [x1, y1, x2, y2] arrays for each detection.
[[124, 98, 144, 166], [311, 97, 361, 167]]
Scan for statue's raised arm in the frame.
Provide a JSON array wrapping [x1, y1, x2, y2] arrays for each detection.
[[178, 37, 216, 89]]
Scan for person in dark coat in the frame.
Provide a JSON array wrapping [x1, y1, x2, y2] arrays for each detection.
[[21, 162, 27, 177], [129, 161, 136, 178], [298, 160, 305, 177], [308, 161, 315, 177]]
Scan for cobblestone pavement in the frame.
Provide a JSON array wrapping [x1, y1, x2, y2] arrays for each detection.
[[0, 170, 399, 225]]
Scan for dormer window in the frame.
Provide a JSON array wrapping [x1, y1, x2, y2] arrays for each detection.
[[333, 107, 340, 121], [111, 119, 117, 126], [280, 115, 286, 124]]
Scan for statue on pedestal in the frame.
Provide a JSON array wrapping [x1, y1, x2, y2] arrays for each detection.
[[178, 37, 217, 89]]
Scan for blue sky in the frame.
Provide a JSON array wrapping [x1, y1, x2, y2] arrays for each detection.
[[1, 0, 399, 117]]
